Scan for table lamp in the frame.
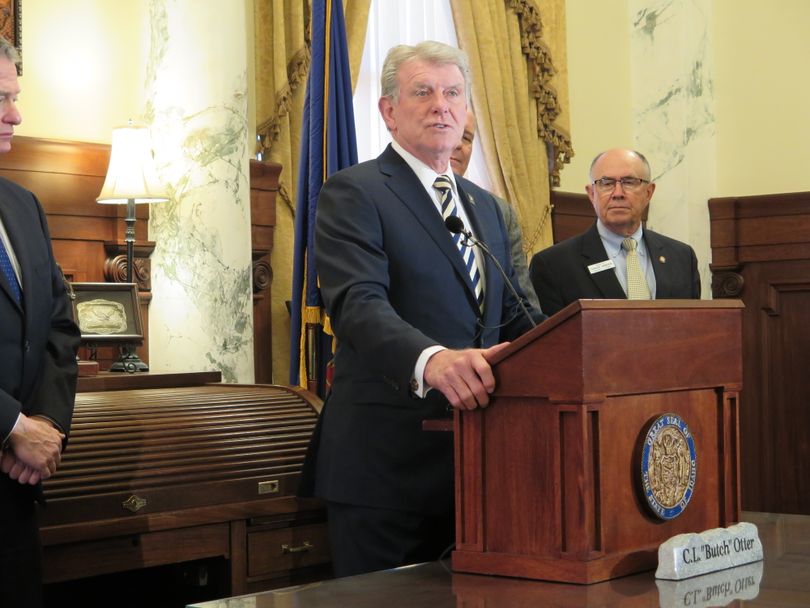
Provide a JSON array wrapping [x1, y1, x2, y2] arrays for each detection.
[[96, 122, 168, 372]]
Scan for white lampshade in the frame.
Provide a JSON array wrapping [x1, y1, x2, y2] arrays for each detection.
[[97, 123, 169, 205]]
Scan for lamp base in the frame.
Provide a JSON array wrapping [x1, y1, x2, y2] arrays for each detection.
[[109, 345, 149, 374]]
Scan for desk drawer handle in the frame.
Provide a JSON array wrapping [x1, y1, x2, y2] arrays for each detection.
[[122, 494, 147, 513], [282, 541, 313, 554]]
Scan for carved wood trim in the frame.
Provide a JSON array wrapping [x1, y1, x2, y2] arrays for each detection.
[[250, 159, 282, 383], [711, 270, 744, 298], [709, 191, 810, 514], [764, 280, 810, 317]]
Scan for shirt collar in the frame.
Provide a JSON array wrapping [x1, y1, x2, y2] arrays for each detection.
[[596, 219, 646, 258], [391, 140, 457, 194]]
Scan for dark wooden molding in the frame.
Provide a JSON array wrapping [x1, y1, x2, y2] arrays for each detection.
[[709, 190, 810, 514], [711, 270, 744, 298], [550, 190, 594, 243], [250, 159, 281, 384], [253, 257, 273, 295]]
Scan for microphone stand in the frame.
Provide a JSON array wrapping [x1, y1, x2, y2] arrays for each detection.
[[445, 216, 537, 329]]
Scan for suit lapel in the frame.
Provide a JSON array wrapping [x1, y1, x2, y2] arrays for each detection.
[[645, 230, 669, 297], [378, 147, 481, 313], [580, 223, 626, 299]]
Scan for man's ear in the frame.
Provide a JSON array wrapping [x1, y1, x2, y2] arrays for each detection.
[[379, 97, 396, 131]]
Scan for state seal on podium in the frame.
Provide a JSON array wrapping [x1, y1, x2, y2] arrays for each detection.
[[639, 413, 697, 520]]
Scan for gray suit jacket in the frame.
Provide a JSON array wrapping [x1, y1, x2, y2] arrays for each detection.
[[494, 196, 541, 311]]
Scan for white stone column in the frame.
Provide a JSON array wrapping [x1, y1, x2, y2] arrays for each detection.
[[144, 0, 254, 382], [629, 0, 716, 298]]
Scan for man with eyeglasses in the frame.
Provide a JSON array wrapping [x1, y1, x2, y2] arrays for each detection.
[[529, 148, 700, 315]]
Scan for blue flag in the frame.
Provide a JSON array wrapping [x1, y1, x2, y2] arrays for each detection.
[[289, 0, 358, 397]]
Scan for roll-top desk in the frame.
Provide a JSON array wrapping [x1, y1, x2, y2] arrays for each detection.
[[39, 372, 329, 598]]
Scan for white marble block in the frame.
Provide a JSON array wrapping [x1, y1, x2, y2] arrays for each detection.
[[655, 522, 763, 580]]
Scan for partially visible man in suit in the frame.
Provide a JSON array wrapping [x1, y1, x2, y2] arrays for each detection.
[[306, 41, 544, 577], [450, 109, 541, 311], [0, 37, 80, 607], [529, 148, 700, 315]]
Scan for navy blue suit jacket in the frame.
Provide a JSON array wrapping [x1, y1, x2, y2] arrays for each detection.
[[0, 177, 79, 505], [529, 222, 701, 316], [307, 145, 543, 514]]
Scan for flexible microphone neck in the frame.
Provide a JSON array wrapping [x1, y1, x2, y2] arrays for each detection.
[[444, 216, 537, 328]]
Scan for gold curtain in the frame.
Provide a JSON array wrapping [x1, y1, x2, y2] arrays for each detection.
[[449, 0, 573, 254], [253, 0, 371, 383]]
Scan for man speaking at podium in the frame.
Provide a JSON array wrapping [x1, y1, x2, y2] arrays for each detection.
[[303, 41, 544, 577], [530, 148, 701, 315]]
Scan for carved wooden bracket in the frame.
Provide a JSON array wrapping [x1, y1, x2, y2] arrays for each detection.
[[104, 254, 151, 290], [253, 258, 273, 295], [712, 271, 744, 299], [103, 241, 156, 292]]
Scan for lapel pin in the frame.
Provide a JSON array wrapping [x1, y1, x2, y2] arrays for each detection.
[[467, 194, 476, 206], [659, 256, 666, 263]]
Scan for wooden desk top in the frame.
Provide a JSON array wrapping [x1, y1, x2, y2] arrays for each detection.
[[77, 370, 222, 392], [190, 512, 810, 607]]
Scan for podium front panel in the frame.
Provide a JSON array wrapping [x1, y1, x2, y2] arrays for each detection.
[[453, 301, 742, 583]]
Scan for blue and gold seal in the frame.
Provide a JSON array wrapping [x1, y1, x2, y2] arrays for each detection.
[[640, 413, 697, 520]]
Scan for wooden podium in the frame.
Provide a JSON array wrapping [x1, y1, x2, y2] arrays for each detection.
[[452, 300, 743, 584]]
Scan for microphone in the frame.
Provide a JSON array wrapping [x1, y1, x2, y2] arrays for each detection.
[[444, 216, 537, 328]]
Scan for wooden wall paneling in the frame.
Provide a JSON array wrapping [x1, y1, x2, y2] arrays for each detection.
[[249, 159, 281, 384], [550, 190, 595, 244], [709, 191, 810, 514], [0, 136, 155, 370]]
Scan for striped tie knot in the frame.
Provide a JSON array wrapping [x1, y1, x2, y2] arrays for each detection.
[[433, 175, 454, 218]]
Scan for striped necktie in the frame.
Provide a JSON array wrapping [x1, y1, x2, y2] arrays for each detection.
[[0, 236, 21, 304], [622, 237, 651, 300], [433, 175, 483, 308]]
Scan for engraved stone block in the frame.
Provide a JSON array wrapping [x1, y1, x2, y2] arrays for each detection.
[[655, 522, 763, 580]]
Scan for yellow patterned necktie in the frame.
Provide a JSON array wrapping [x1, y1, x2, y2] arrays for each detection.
[[622, 237, 651, 300]]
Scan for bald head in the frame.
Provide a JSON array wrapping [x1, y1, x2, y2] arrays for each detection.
[[589, 148, 651, 182], [585, 148, 656, 236]]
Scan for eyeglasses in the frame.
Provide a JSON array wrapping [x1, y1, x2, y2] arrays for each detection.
[[591, 177, 650, 193]]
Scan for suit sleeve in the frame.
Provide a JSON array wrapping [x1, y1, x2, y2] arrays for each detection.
[[689, 246, 701, 298], [529, 251, 566, 316], [25, 197, 80, 438], [498, 199, 541, 312], [315, 172, 438, 393]]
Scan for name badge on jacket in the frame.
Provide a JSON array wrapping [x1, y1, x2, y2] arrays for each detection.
[[588, 260, 616, 274]]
